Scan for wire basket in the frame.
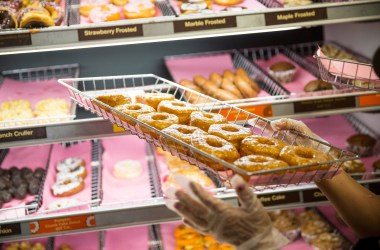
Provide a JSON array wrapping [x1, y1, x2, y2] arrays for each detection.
[[58, 74, 358, 190], [314, 48, 380, 91]]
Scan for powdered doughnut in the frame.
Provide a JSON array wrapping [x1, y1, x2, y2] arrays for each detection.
[[51, 177, 84, 197], [240, 135, 286, 158]]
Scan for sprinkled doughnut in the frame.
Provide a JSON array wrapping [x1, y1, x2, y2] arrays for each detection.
[[0, 7, 17, 29], [137, 112, 179, 138], [240, 135, 286, 158], [157, 100, 198, 125], [189, 111, 227, 132], [136, 93, 175, 110], [39, 1, 64, 25], [279, 146, 331, 171], [113, 103, 155, 124], [19, 7, 55, 28], [208, 123, 252, 148], [234, 155, 288, 173], [191, 132, 240, 171]]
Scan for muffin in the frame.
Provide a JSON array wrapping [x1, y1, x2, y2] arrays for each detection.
[[346, 134, 377, 157], [273, 214, 300, 242], [304, 79, 333, 92], [342, 159, 365, 180], [311, 232, 344, 250], [301, 219, 331, 243], [373, 159, 380, 177], [268, 61, 296, 84]]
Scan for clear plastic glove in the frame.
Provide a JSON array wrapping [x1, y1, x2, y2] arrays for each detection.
[[173, 175, 289, 250]]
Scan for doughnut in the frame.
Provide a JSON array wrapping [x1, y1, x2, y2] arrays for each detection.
[[89, 4, 121, 23], [0, 7, 17, 29], [279, 146, 331, 171], [222, 70, 235, 81], [236, 68, 261, 93], [161, 124, 207, 153], [56, 158, 85, 172], [189, 111, 227, 132], [80, 0, 110, 17], [94, 93, 132, 112], [135, 93, 175, 110], [208, 123, 252, 148], [164, 167, 215, 190], [56, 166, 87, 181], [112, 103, 155, 124], [112, 0, 127, 6], [209, 72, 222, 87], [123, 1, 156, 19], [221, 78, 243, 99], [19, 7, 55, 28], [214, 88, 240, 101], [234, 75, 257, 98], [137, 112, 179, 138], [51, 177, 84, 197], [191, 132, 240, 171], [240, 135, 286, 158], [179, 79, 209, 104], [214, 0, 243, 5], [39, 1, 64, 25], [234, 155, 288, 173], [112, 160, 143, 179], [157, 100, 198, 125]]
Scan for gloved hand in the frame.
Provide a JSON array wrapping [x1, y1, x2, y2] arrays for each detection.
[[173, 175, 289, 250]]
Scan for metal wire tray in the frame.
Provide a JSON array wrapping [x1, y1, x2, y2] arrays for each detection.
[[58, 74, 358, 189]]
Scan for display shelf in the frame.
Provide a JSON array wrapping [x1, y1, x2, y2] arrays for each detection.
[[0, 0, 379, 55]]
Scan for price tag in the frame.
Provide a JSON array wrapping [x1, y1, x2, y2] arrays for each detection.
[[0, 223, 21, 237], [78, 24, 143, 41], [265, 8, 327, 26], [368, 182, 380, 195], [294, 96, 356, 113], [0, 127, 47, 143], [0, 33, 31, 48], [358, 94, 380, 107], [218, 104, 273, 121], [257, 191, 300, 207], [174, 16, 236, 33], [29, 214, 96, 235], [303, 188, 327, 203]]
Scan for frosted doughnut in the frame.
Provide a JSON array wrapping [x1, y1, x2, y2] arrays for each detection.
[[191, 132, 240, 171], [113, 103, 155, 123], [80, 0, 110, 17], [135, 93, 175, 110], [208, 123, 252, 148], [157, 100, 198, 125], [39, 1, 64, 25], [123, 1, 156, 19], [51, 177, 84, 197], [19, 7, 55, 28], [0, 7, 18, 29], [240, 135, 286, 158], [56, 158, 85, 172], [137, 112, 179, 133], [279, 146, 331, 171], [89, 4, 121, 23], [189, 111, 228, 132], [56, 166, 87, 181], [234, 155, 288, 173], [113, 160, 143, 179]]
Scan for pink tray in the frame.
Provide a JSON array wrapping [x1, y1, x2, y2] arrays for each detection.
[[39, 141, 93, 213], [165, 53, 270, 98], [101, 136, 152, 204], [255, 53, 318, 94], [54, 232, 99, 250], [104, 226, 149, 250], [0, 145, 51, 220]]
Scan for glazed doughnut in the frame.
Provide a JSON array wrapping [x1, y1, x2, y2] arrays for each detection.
[[162, 124, 206, 152], [234, 75, 258, 98], [215, 0, 243, 5], [209, 72, 223, 87], [51, 177, 84, 197], [89, 4, 121, 23], [221, 77, 243, 99], [95, 93, 132, 112], [279, 146, 331, 171], [137, 112, 179, 138], [56, 157, 85, 172], [179, 79, 204, 93], [164, 167, 215, 190], [236, 68, 261, 93], [191, 132, 240, 171], [80, 0, 110, 17], [234, 155, 288, 173], [215, 88, 239, 101], [19, 7, 55, 28], [135, 93, 175, 110], [157, 100, 198, 125], [208, 123, 252, 148], [112, 0, 127, 6], [223, 70, 235, 81], [39, 1, 64, 25], [123, 1, 156, 19], [179, 80, 210, 104], [0, 7, 17, 29], [56, 166, 87, 181], [240, 135, 286, 158], [113, 103, 155, 124], [189, 111, 227, 132]]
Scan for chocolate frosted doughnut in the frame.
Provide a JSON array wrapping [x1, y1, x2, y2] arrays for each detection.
[[0, 7, 17, 29]]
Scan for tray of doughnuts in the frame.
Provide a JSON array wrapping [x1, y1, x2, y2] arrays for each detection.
[[58, 74, 358, 190]]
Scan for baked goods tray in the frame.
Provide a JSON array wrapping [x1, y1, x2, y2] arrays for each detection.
[[0, 64, 80, 129], [58, 74, 358, 189]]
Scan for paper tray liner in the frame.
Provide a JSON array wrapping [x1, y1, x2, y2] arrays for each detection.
[[39, 141, 92, 213], [165, 53, 269, 97], [54, 232, 99, 250], [104, 226, 149, 250], [101, 135, 152, 204], [0, 145, 51, 220]]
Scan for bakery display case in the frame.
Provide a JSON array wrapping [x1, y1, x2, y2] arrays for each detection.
[[0, 0, 379, 248]]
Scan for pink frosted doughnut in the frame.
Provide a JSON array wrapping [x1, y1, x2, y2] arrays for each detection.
[[89, 4, 121, 23]]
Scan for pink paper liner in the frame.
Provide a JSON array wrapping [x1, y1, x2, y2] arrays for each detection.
[[165, 53, 269, 97], [39, 141, 92, 212], [160, 221, 184, 250], [101, 136, 152, 204], [104, 226, 149, 250], [54, 232, 99, 250], [2, 238, 49, 249], [170, 0, 267, 15], [0, 145, 51, 220], [255, 53, 318, 93]]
